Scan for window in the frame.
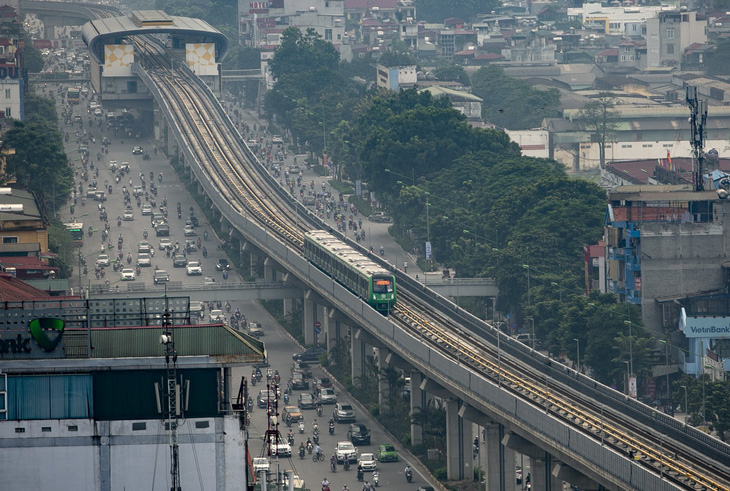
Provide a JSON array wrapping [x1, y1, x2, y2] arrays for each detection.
[[4, 89, 9, 98], [624, 46, 631, 52], [2, 236, 17, 244], [621, 55, 626, 61], [325, 29, 332, 40], [666, 44, 674, 55], [667, 28, 674, 39], [4, 107, 9, 118]]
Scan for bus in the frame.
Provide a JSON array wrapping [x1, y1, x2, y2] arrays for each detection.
[[65, 222, 84, 246], [67, 86, 80, 104]]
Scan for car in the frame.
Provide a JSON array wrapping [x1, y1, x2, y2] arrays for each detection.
[[291, 362, 312, 379], [173, 254, 187, 267], [94, 108, 103, 117], [215, 258, 231, 271], [95, 254, 110, 267], [272, 135, 284, 144], [210, 309, 225, 323], [317, 387, 337, 405], [203, 276, 217, 286], [188, 215, 199, 227], [313, 377, 332, 391], [159, 238, 172, 250], [137, 253, 151, 267], [368, 212, 391, 223], [137, 240, 152, 254], [346, 423, 370, 445], [257, 389, 277, 408], [273, 438, 292, 457], [86, 186, 97, 198], [376, 444, 399, 462], [120, 268, 135, 281], [153, 269, 170, 284], [335, 441, 358, 464], [132, 146, 143, 155], [358, 453, 377, 471], [297, 392, 316, 410], [132, 185, 143, 197], [252, 457, 270, 474], [119, 161, 130, 172], [155, 223, 170, 236], [288, 371, 309, 390], [151, 213, 165, 226], [141, 204, 153, 216], [248, 321, 264, 337], [289, 164, 300, 174], [94, 191, 106, 202], [333, 403, 356, 423], [122, 210, 134, 221], [184, 239, 197, 252], [183, 225, 197, 237], [281, 405, 304, 425], [292, 346, 326, 363]]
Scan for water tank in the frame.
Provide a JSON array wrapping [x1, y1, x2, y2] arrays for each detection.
[[0, 204, 23, 213]]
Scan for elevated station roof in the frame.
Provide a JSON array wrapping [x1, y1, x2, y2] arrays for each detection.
[[81, 10, 228, 64]]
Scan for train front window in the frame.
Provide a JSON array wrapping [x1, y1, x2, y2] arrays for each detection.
[[373, 277, 393, 294]]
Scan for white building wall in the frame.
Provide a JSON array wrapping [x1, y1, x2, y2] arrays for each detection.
[[0, 416, 246, 490], [505, 129, 549, 158], [0, 78, 22, 120]]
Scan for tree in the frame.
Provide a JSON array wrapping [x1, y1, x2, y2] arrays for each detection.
[[432, 63, 470, 86], [22, 37, 44, 73], [576, 92, 619, 168], [24, 93, 57, 123], [471, 65, 561, 130], [377, 50, 417, 68], [268, 28, 339, 80], [706, 41, 730, 77]]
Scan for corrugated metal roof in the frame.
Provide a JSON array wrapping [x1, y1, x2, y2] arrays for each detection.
[[71, 324, 264, 361]]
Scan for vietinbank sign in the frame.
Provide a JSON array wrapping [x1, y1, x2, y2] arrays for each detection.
[[680, 308, 730, 339], [0, 318, 65, 358]]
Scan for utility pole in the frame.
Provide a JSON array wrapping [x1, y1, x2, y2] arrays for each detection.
[[687, 86, 707, 192], [160, 307, 181, 491]]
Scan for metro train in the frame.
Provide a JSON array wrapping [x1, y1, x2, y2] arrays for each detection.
[[304, 230, 396, 314]]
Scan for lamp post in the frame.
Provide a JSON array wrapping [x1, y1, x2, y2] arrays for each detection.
[[623, 320, 634, 379], [385, 168, 431, 271], [522, 264, 530, 306], [680, 385, 688, 425], [551, 281, 562, 302], [527, 317, 535, 350], [574, 338, 580, 374]]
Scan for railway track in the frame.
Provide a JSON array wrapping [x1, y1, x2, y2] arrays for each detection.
[[118, 38, 730, 490]]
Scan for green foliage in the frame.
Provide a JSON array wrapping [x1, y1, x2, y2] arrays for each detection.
[[224, 45, 262, 70], [47, 218, 74, 278], [3, 117, 73, 211], [23, 39, 44, 73], [25, 93, 57, 123], [416, 0, 497, 22], [432, 63, 470, 86], [377, 50, 417, 68], [339, 54, 377, 82], [471, 65, 561, 129], [576, 92, 619, 167], [269, 28, 340, 80], [673, 375, 730, 440]]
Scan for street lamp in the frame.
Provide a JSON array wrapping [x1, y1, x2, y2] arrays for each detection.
[[680, 385, 688, 425], [522, 264, 530, 306], [574, 338, 580, 374], [551, 281, 562, 302], [623, 320, 634, 378]]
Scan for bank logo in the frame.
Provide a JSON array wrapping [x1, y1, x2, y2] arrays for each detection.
[[29, 318, 65, 352]]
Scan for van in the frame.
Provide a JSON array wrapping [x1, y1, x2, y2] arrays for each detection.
[[271, 135, 284, 144]]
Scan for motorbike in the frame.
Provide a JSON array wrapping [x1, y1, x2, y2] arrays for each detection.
[[313, 433, 319, 445], [405, 468, 413, 483], [223, 271, 229, 280], [299, 421, 305, 434], [330, 459, 337, 472], [178, 210, 182, 219], [83, 265, 88, 275], [299, 447, 306, 459], [307, 442, 313, 454], [287, 434, 295, 446], [316, 405, 323, 417], [373, 472, 379, 487], [143, 230, 148, 239], [135, 267, 141, 276], [357, 469, 364, 482], [225, 301, 231, 312], [117, 218, 122, 227], [328, 422, 335, 435], [127, 254, 132, 264], [251, 376, 257, 387]]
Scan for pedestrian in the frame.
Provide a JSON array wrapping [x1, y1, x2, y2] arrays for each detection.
[[404, 261, 408, 273]]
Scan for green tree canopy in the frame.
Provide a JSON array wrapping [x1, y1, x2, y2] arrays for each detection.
[[706, 41, 730, 77], [471, 65, 561, 130], [269, 27, 340, 80], [24, 93, 58, 123]]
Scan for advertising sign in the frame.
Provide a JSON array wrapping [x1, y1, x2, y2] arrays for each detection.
[[103, 44, 134, 77], [0, 318, 65, 359], [425, 241, 432, 260], [628, 376, 637, 399], [185, 43, 218, 76], [680, 308, 730, 339]]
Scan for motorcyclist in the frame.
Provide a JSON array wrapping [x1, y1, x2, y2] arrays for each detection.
[[299, 442, 306, 457], [322, 478, 330, 491], [314, 443, 321, 458]]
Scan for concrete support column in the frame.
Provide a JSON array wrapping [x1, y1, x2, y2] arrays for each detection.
[[409, 371, 425, 445], [485, 423, 514, 491], [315, 304, 326, 346], [376, 348, 389, 413], [249, 252, 260, 278], [351, 330, 364, 388], [263, 259, 275, 281], [530, 455, 550, 491], [324, 308, 342, 365], [445, 399, 471, 481], [283, 298, 293, 317], [303, 299, 315, 345], [552, 463, 600, 491]]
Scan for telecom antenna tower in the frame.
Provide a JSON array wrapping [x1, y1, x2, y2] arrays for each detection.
[[160, 307, 182, 491], [687, 86, 708, 191]]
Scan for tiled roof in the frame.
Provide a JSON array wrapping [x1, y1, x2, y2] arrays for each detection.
[[0, 273, 56, 301]]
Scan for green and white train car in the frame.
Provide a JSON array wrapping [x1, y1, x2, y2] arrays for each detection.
[[304, 230, 396, 314]]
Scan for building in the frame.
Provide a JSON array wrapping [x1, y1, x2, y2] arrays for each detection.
[[418, 85, 482, 122], [645, 9, 707, 68], [0, 295, 264, 489], [376, 63, 416, 90], [0, 188, 51, 278], [0, 5, 23, 121], [584, 241, 606, 294]]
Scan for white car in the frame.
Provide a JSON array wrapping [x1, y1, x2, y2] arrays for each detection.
[[159, 238, 172, 250], [358, 453, 377, 471], [273, 439, 291, 457], [141, 204, 153, 216], [95, 254, 110, 267], [137, 253, 151, 267], [210, 309, 225, 322], [186, 260, 202, 275], [253, 457, 270, 474], [120, 268, 135, 281], [183, 225, 197, 236], [123, 210, 134, 221], [335, 441, 358, 464]]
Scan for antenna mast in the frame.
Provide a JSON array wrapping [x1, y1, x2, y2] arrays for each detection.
[[161, 306, 181, 491], [687, 86, 708, 191]]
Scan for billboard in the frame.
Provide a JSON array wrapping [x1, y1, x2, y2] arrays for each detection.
[[103, 44, 134, 77], [185, 43, 218, 76], [680, 308, 730, 339]]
